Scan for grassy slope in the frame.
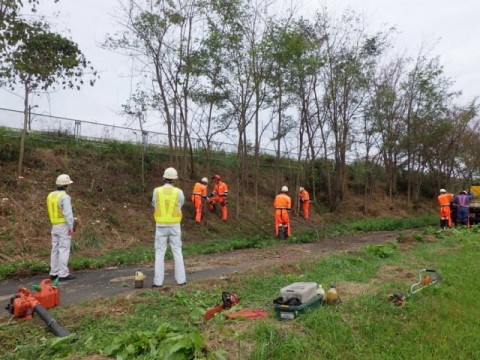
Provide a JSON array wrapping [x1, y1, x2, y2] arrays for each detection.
[[0, 130, 436, 279]]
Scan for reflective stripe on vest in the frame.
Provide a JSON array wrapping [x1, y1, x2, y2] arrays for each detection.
[[154, 187, 182, 224], [47, 191, 67, 224]]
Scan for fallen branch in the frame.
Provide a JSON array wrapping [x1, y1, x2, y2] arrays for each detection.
[[0, 252, 14, 262], [6, 193, 26, 213]]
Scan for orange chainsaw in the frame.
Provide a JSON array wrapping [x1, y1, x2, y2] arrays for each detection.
[[204, 292, 239, 321]]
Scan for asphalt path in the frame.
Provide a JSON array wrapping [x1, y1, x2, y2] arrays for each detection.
[[0, 261, 246, 317], [0, 230, 403, 317]]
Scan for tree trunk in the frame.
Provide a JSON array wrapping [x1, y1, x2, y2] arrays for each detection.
[[17, 82, 30, 178]]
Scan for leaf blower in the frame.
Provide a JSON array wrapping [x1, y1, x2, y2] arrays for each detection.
[[5, 281, 69, 338]]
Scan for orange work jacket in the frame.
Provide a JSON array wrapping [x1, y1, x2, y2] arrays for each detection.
[[274, 193, 291, 210], [192, 182, 207, 198], [437, 193, 453, 221], [299, 190, 310, 202], [437, 193, 453, 207], [213, 181, 228, 197]]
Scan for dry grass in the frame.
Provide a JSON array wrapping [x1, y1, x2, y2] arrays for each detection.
[[0, 145, 436, 266]]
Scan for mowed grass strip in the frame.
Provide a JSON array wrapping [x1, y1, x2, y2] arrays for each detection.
[[2, 227, 478, 359]]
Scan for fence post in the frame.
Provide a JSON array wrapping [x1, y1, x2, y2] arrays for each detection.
[[74, 121, 81, 141]]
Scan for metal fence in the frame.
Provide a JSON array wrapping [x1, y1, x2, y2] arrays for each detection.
[[0, 107, 284, 157]]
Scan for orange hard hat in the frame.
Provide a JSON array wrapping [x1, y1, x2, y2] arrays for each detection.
[[212, 174, 221, 180]]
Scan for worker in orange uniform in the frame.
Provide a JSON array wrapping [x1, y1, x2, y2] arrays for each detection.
[[274, 186, 291, 238], [191, 177, 208, 223], [208, 174, 229, 221], [437, 188, 454, 228], [299, 187, 310, 219]]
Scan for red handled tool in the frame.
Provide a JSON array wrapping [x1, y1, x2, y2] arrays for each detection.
[[204, 292, 239, 321]]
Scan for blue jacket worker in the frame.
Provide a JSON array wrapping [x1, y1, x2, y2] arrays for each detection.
[[453, 190, 474, 226]]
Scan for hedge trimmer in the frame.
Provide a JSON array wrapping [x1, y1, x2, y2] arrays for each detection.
[[387, 269, 442, 307]]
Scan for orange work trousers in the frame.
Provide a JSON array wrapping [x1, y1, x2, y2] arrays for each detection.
[[208, 195, 228, 221], [301, 201, 309, 219], [191, 194, 204, 223], [275, 209, 291, 236], [439, 205, 452, 227]]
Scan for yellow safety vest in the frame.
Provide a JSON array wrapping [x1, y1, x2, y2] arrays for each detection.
[[154, 187, 182, 224], [47, 191, 67, 225]]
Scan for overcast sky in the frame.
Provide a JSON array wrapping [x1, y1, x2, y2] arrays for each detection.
[[1, 0, 479, 130]]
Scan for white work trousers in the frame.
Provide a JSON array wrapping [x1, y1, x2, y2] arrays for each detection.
[[50, 224, 71, 278], [154, 224, 186, 286]]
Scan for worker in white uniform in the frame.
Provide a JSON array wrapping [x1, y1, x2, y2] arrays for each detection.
[[47, 174, 76, 280], [151, 167, 186, 287]]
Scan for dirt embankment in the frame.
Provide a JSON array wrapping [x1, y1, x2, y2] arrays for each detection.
[[0, 145, 434, 264]]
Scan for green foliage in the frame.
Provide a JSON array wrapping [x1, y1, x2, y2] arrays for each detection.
[[411, 231, 425, 242], [1, 0, 96, 91], [101, 139, 142, 155], [106, 213, 118, 226], [2, 334, 77, 360], [249, 323, 309, 359], [365, 243, 397, 258], [0, 128, 18, 160], [0, 259, 48, 280], [77, 224, 102, 249], [103, 324, 205, 360], [125, 181, 145, 194]]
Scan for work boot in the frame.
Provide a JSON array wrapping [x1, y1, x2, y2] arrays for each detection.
[[58, 274, 76, 281]]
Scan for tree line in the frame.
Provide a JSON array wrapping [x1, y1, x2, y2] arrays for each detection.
[[2, 0, 479, 215], [103, 0, 479, 214]]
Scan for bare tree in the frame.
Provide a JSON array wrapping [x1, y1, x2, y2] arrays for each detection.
[[316, 9, 385, 211], [369, 56, 408, 202]]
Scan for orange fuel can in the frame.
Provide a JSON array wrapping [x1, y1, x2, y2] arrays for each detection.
[[32, 279, 60, 309]]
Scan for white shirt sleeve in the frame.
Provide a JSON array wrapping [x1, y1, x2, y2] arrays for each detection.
[[60, 194, 74, 230], [178, 189, 185, 209], [152, 188, 157, 208]]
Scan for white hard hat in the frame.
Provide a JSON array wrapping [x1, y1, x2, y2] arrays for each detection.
[[201, 177, 208, 183], [440, 189, 446, 193], [56, 174, 73, 186], [281, 186, 288, 192], [163, 167, 178, 180], [299, 187, 304, 192]]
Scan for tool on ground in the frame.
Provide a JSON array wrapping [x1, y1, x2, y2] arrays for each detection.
[[280, 282, 318, 304], [325, 284, 341, 305], [386, 293, 407, 307], [387, 269, 442, 306], [32, 278, 60, 308], [316, 284, 326, 300], [5, 286, 69, 337], [135, 270, 146, 288], [204, 291, 239, 321], [225, 308, 267, 320], [273, 295, 323, 320], [409, 269, 442, 294]]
